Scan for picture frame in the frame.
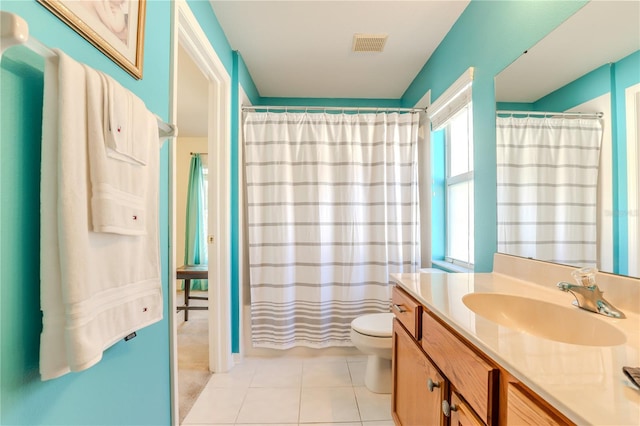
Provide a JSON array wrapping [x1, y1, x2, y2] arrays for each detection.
[[37, 0, 146, 79]]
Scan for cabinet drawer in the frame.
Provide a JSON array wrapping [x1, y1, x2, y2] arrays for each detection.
[[421, 311, 499, 425], [391, 286, 421, 339], [450, 392, 485, 426], [507, 382, 573, 425]]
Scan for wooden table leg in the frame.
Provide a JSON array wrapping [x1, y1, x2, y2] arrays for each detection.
[[184, 278, 191, 321]]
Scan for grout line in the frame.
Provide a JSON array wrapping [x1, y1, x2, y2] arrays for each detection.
[[232, 371, 252, 425]]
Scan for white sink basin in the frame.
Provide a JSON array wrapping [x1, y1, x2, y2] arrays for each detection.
[[462, 293, 626, 347]]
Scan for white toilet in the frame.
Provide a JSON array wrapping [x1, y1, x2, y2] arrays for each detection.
[[350, 312, 395, 394]]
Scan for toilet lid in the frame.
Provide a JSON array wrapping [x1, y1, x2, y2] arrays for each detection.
[[351, 313, 394, 337]]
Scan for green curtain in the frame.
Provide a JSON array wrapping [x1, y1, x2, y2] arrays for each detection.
[[183, 154, 208, 290]]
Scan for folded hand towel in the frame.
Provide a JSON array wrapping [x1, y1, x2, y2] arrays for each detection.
[[102, 73, 148, 166]]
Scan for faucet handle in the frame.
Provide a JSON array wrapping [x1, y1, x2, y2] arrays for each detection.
[[557, 282, 573, 291], [571, 266, 598, 287]]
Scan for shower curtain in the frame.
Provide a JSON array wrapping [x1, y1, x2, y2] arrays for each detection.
[[496, 116, 603, 266], [243, 111, 420, 349], [183, 153, 208, 290]]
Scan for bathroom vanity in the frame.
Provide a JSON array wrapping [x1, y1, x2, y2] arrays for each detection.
[[390, 254, 640, 425]]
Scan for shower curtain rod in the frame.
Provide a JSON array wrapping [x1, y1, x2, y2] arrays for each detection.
[[0, 12, 178, 138], [242, 105, 426, 113], [497, 110, 603, 119]]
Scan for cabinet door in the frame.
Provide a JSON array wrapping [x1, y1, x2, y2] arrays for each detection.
[[392, 319, 446, 426], [448, 392, 485, 426]]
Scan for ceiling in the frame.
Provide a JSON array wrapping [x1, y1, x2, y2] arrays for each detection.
[[495, 1, 640, 103], [177, 0, 469, 137], [178, 1, 639, 137], [209, 0, 469, 99]]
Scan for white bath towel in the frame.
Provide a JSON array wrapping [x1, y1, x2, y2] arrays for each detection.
[[39, 50, 163, 380]]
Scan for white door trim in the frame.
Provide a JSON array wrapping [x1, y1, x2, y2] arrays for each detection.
[[169, 1, 233, 423], [626, 83, 640, 277]]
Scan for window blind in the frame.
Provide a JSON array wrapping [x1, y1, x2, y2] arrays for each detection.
[[428, 67, 474, 130]]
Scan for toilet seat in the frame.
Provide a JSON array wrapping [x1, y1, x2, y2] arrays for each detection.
[[351, 313, 394, 338]]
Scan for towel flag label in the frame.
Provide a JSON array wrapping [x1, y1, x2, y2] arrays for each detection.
[[124, 332, 137, 342]]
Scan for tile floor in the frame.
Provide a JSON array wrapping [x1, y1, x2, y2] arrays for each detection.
[[182, 355, 394, 426]]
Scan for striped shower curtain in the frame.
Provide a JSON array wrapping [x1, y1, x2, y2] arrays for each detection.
[[243, 112, 420, 349], [496, 116, 603, 266]]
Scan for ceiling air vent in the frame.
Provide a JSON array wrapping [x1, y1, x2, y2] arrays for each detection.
[[352, 33, 388, 53]]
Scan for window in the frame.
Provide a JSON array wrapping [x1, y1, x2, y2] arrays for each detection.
[[428, 68, 474, 271], [445, 106, 474, 268]]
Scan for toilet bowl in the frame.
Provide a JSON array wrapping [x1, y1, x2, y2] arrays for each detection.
[[350, 312, 394, 394]]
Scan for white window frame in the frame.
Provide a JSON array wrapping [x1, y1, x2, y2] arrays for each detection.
[[429, 68, 475, 271], [444, 105, 474, 269]]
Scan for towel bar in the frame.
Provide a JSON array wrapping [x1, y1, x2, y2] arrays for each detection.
[[0, 11, 178, 138]]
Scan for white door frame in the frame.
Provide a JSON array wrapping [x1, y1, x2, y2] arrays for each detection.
[[169, 1, 233, 423]]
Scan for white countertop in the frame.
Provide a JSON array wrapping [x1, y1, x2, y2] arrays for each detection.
[[390, 271, 640, 425]]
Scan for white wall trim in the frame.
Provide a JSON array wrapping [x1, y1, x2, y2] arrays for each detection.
[[626, 83, 640, 277], [238, 86, 250, 358], [415, 90, 432, 268], [170, 0, 233, 423]]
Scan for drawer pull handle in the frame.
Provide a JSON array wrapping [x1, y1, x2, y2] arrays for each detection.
[[442, 400, 457, 417], [392, 303, 407, 313], [427, 378, 440, 392]]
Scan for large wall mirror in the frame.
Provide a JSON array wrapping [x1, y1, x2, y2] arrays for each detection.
[[494, 1, 639, 278]]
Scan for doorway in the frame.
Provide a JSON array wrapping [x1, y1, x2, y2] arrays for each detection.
[[175, 43, 210, 423], [170, 1, 233, 424]]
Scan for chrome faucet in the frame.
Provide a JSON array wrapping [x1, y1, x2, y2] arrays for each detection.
[[557, 267, 625, 319]]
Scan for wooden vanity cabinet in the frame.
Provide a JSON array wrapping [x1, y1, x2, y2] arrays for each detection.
[[391, 285, 499, 425], [392, 318, 446, 426], [391, 284, 576, 426]]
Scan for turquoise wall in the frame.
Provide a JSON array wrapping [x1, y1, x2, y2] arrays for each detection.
[[0, 1, 172, 425]]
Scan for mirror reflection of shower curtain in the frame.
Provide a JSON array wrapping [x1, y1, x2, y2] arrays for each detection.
[[243, 112, 420, 349], [184, 153, 208, 290], [496, 116, 603, 266]]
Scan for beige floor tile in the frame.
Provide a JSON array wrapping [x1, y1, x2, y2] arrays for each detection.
[[347, 361, 366, 387], [299, 423, 362, 426], [354, 386, 392, 421], [182, 387, 247, 424], [299, 387, 360, 423], [235, 387, 301, 424], [205, 363, 257, 389], [302, 360, 352, 387], [250, 361, 303, 388]]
